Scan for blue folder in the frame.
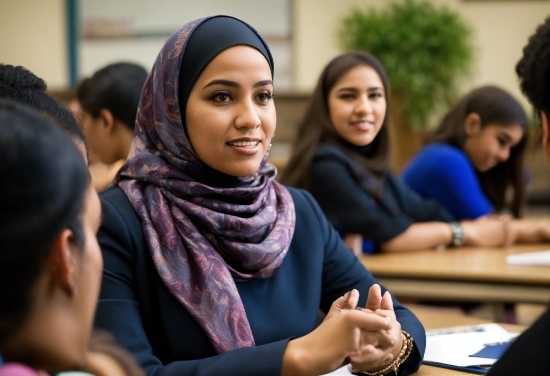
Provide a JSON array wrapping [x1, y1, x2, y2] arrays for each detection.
[[423, 341, 513, 374]]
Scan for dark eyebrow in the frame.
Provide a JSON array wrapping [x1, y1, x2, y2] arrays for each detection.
[[254, 80, 273, 88], [336, 86, 384, 92], [203, 79, 239, 89], [368, 87, 384, 92], [203, 79, 273, 90]]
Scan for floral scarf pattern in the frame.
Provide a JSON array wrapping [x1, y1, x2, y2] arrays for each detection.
[[117, 17, 296, 353]]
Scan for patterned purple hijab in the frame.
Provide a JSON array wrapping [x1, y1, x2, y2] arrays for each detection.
[[116, 16, 296, 354]]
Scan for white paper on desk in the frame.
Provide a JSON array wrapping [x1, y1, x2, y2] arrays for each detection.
[[424, 323, 517, 367], [506, 250, 550, 266], [321, 366, 352, 375]]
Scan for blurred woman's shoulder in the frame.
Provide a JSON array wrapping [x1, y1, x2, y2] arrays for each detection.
[[405, 143, 472, 174]]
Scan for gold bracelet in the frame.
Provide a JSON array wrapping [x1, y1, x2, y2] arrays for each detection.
[[358, 330, 414, 376]]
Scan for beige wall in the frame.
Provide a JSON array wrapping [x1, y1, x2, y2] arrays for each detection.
[[293, 0, 550, 111], [0, 0, 68, 89], [2, 0, 549, 101]]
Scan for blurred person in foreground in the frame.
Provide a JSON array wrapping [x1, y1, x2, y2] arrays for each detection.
[[487, 16, 550, 376]]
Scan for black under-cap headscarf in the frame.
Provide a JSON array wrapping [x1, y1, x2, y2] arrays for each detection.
[[178, 16, 274, 121]]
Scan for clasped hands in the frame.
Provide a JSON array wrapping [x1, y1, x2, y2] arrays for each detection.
[[283, 284, 403, 376]]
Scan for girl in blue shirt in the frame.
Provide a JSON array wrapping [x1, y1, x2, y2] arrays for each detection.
[[402, 86, 528, 220]]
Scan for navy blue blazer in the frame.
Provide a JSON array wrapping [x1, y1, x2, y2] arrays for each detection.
[[311, 154, 455, 248], [94, 186, 425, 376]]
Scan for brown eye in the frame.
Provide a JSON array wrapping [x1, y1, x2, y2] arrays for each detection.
[[339, 94, 355, 100], [256, 92, 272, 102], [369, 92, 383, 99], [211, 92, 232, 102]]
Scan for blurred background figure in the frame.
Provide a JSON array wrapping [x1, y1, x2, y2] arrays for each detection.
[[73, 62, 148, 191], [402, 85, 529, 220]]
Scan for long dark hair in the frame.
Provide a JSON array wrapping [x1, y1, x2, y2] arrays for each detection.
[[280, 52, 391, 191], [426, 85, 529, 217], [0, 99, 89, 344]]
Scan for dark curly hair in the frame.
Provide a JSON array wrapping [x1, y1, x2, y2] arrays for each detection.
[[0, 64, 88, 157], [516, 16, 550, 115]]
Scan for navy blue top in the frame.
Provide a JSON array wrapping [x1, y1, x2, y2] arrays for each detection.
[[94, 186, 425, 376], [402, 144, 493, 220], [310, 152, 455, 252]]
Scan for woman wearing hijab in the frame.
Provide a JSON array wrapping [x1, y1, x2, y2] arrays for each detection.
[[94, 16, 424, 376]]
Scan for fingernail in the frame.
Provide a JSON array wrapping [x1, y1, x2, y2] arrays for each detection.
[[343, 291, 351, 301]]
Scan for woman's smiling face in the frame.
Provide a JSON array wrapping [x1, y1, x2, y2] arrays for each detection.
[[327, 64, 386, 147], [463, 121, 524, 172], [185, 45, 275, 177]]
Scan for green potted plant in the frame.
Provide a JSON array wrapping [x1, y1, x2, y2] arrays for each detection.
[[339, 0, 473, 170]]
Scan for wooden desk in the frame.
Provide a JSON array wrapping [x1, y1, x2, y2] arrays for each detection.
[[360, 244, 550, 307]]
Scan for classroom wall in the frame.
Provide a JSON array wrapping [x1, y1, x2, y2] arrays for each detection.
[[293, 0, 550, 111], [0, 0, 68, 89], [79, 0, 293, 89], [2, 0, 549, 109]]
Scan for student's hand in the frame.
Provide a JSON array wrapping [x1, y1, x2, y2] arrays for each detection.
[[281, 288, 396, 376], [331, 284, 395, 350], [364, 283, 383, 311], [349, 285, 403, 373], [481, 213, 514, 221], [507, 218, 550, 244], [461, 218, 509, 247], [344, 233, 363, 257], [534, 218, 550, 242], [326, 288, 361, 314]]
